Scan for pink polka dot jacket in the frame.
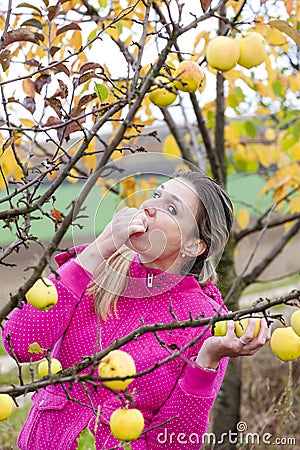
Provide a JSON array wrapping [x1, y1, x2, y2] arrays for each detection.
[[2, 245, 229, 450]]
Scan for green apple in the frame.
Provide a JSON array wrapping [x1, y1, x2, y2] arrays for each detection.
[[38, 358, 62, 377], [206, 36, 240, 71], [25, 277, 58, 310], [0, 394, 14, 421], [270, 327, 300, 361], [174, 60, 205, 92], [210, 320, 227, 336], [234, 318, 261, 338], [237, 32, 266, 69], [98, 349, 136, 391], [291, 309, 300, 337], [110, 408, 144, 441], [149, 76, 177, 107]]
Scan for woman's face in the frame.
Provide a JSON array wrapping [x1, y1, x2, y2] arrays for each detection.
[[128, 178, 204, 272]]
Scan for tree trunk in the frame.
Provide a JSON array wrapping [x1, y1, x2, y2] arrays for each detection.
[[212, 238, 245, 450]]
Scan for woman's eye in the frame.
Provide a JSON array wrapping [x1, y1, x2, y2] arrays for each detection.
[[168, 205, 177, 215]]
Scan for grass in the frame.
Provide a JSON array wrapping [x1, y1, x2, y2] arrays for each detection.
[[0, 339, 6, 357], [1, 173, 273, 246], [0, 359, 34, 450], [0, 403, 31, 450], [243, 273, 299, 296]]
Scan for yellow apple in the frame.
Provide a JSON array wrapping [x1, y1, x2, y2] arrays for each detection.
[[234, 318, 261, 338], [148, 76, 177, 107], [38, 358, 62, 377], [210, 320, 227, 336], [25, 277, 58, 310], [237, 32, 266, 69], [174, 61, 205, 92], [110, 408, 144, 441], [291, 309, 300, 337], [206, 36, 240, 71], [98, 349, 136, 391], [270, 327, 300, 361], [0, 394, 14, 421]]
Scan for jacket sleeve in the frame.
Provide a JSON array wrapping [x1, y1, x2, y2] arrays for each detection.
[[145, 355, 228, 449], [1, 257, 92, 363]]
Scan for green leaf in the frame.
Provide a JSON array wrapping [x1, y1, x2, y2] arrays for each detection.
[[98, 0, 108, 7], [87, 29, 98, 49], [228, 94, 239, 110], [94, 82, 108, 103], [292, 120, 300, 141], [272, 80, 283, 96], [235, 86, 245, 101], [28, 342, 44, 354], [245, 121, 256, 139], [123, 444, 132, 450], [233, 154, 259, 173], [281, 134, 297, 151], [76, 428, 96, 450]]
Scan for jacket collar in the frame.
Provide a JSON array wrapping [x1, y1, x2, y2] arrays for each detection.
[[122, 254, 200, 299]]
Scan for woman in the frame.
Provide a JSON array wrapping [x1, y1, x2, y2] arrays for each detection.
[[2, 170, 270, 449]]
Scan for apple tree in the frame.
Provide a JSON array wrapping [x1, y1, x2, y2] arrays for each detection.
[[0, 0, 300, 448]]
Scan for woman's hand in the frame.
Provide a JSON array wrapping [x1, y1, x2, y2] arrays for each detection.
[[75, 207, 148, 274], [196, 318, 271, 370], [105, 207, 149, 252]]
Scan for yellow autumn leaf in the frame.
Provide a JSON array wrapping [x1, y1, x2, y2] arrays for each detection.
[[253, 144, 280, 168], [226, 0, 245, 13], [67, 168, 79, 183], [225, 122, 240, 146], [289, 72, 300, 92], [82, 153, 97, 171], [28, 342, 44, 355], [290, 197, 300, 214], [265, 128, 276, 141], [278, 153, 292, 169], [110, 149, 123, 161], [268, 19, 300, 47], [106, 23, 121, 40], [297, 0, 300, 21], [237, 208, 250, 229], [290, 142, 300, 161], [163, 134, 181, 160], [20, 119, 35, 128], [71, 30, 82, 52]]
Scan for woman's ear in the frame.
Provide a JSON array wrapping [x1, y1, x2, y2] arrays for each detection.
[[183, 239, 206, 258]]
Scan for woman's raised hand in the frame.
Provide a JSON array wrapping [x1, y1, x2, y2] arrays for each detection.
[[195, 318, 271, 370], [75, 207, 148, 274], [100, 207, 148, 254]]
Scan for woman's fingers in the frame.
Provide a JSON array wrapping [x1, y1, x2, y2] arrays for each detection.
[[238, 318, 271, 356]]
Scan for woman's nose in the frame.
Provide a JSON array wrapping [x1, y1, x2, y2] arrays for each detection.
[[141, 200, 156, 216], [143, 206, 156, 217]]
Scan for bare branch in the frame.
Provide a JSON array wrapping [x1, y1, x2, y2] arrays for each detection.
[[1, 288, 299, 398], [160, 107, 197, 168], [0, 0, 12, 51], [235, 211, 300, 242], [242, 218, 300, 287]]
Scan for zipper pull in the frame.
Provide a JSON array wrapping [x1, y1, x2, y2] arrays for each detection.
[[147, 273, 153, 288]]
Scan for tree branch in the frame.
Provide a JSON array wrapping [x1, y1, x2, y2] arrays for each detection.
[[1, 288, 299, 398], [242, 218, 300, 287], [234, 211, 300, 242], [160, 108, 197, 168]]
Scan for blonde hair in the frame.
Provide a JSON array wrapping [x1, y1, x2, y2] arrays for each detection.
[[89, 170, 233, 320], [87, 246, 135, 321]]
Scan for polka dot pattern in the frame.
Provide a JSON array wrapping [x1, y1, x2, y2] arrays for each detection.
[[2, 247, 229, 449]]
